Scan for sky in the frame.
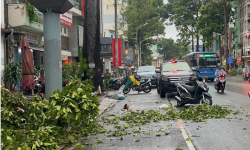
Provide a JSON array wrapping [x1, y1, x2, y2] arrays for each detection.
[[163, 0, 179, 42]]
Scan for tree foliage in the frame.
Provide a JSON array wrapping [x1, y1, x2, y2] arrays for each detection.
[[157, 38, 190, 60], [119, 0, 167, 46], [1, 79, 100, 149], [196, 1, 233, 47], [165, 0, 209, 51]]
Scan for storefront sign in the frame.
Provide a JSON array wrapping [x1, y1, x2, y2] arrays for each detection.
[[26, 33, 38, 46], [61, 36, 69, 50], [60, 10, 73, 27], [237, 57, 241, 64]]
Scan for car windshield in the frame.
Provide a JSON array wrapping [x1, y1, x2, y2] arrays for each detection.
[[162, 63, 191, 72], [138, 66, 155, 73]]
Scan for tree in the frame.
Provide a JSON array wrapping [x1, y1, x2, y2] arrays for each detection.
[[165, 0, 209, 52], [83, 0, 103, 91], [119, 0, 167, 64], [207, 0, 234, 70], [196, 3, 233, 49], [157, 38, 190, 60]]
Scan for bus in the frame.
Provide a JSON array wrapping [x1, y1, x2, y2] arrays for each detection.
[[181, 52, 220, 80]]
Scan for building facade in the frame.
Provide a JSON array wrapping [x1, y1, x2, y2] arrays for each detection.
[[238, 0, 250, 65]]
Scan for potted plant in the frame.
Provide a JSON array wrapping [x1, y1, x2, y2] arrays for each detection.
[[87, 69, 95, 78], [2, 62, 22, 93]]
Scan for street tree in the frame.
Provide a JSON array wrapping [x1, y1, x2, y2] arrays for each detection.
[[119, 0, 167, 64], [83, 0, 103, 91], [157, 38, 190, 60], [165, 0, 209, 52], [206, 0, 234, 70], [196, 2, 233, 50]]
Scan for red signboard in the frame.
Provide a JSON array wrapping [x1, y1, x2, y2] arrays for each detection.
[[112, 38, 122, 67], [112, 39, 116, 67], [118, 38, 122, 67], [60, 11, 73, 27], [237, 58, 241, 64], [82, 0, 85, 18]]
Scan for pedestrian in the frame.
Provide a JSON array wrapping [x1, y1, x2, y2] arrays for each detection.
[[103, 69, 111, 91]]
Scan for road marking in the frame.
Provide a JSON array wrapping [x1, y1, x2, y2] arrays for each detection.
[[225, 100, 233, 104], [177, 120, 196, 150]]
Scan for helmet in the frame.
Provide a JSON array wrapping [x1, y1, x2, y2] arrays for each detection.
[[218, 66, 222, 69], [245, 65, 248, 68]]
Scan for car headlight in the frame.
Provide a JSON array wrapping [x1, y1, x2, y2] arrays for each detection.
[[162, 76, 168, 81]]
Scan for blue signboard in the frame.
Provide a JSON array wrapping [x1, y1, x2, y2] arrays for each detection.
[[127, 60, 131, 64], [227, 57, 233, 64]]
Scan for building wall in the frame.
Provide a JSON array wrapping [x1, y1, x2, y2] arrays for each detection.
[[1, 33, 4, 84], [1, 0, 5, 83], [68, 16, 78, 57], [102, 0, 126, 38], [1, 0, 4, 29]]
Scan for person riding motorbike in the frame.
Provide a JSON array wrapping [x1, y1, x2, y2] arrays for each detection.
[[214, 66, 227, 92], [243, 65, 249, 79]]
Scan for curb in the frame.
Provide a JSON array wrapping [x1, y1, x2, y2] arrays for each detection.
[[59, 86, 123, 150]]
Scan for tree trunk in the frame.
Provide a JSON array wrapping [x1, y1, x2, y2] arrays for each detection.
[[196, 36, 199, 52], [192, 34, 194, 52], [83, 0, 99, 90], [93, 0, 103, 91]]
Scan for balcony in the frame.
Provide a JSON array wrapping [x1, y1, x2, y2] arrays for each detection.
[[71, 0, 81, 16], [8, 3, 43, 33]]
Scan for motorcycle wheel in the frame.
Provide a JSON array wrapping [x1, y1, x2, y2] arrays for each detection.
[[199, 96, 212, 105], [143, 85, 151, 93], [114, 84, 120, 90], [123, 87, 131, 94], [221, 84, 224, 94]]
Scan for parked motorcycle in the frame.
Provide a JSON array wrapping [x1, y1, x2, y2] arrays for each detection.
[[109, 78, 121, 90], [123, 78, 151, 94], [214, 73, 226, 94], [243, 72, 250, 81], [175, 75, 212, 107]]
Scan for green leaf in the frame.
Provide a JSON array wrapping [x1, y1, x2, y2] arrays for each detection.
[[186, 138, 193, 141], [68, 135, 75, 143], [135, 139, 140, 142], [75, 144, 85, 149], [175, 148, 183, 150]]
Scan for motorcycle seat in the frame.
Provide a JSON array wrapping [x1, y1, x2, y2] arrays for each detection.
[[181, 85, 195, 92]]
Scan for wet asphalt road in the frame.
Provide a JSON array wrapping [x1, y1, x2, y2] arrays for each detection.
[[74, 76, 250, 150]]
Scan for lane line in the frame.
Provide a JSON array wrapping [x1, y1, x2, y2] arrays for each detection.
[[225, 100, 233, 104], [177, 120, 196, 150]]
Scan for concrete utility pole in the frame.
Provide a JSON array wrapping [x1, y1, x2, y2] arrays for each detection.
[[27, 0, 74, 98], [114, 0, 119, 77]]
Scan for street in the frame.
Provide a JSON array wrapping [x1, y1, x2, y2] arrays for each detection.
[[75, 76, 250, 150]]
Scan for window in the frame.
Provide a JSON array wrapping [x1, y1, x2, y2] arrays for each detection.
[[162, 63, 191, 72]]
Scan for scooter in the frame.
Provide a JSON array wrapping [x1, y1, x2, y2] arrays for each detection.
[[123, 77, 151, 94], [175, 75, 212, 107], [243, 73, 249, 81], [214, 73, 226, 94]]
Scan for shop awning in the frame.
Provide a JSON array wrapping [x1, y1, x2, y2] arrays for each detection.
[[30, 46, 44, 51], [61, 50, 72, 60]]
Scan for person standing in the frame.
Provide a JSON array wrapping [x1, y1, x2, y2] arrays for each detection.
[[103, 69, 111, 91]]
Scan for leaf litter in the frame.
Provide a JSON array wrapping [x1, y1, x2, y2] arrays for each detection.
[[84, 104, 238, 147]]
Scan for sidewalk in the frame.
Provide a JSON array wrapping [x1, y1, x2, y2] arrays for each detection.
[[98, 87, 124, 116], [60, 87, 124, 150]]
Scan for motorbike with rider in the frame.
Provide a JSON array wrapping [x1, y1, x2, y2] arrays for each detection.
[[243, 65, 250, 81], [214, 66, 227, 93]]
